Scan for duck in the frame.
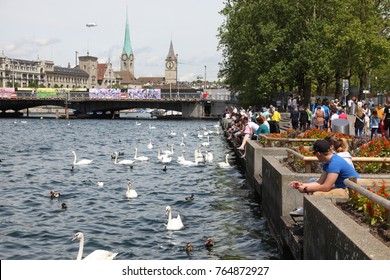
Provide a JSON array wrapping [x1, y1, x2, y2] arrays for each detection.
[[162, 165, 167, 172], [71, 232, 118, 260], [126, 181, 138, 198], [217, 154, 230, 168], [113, 152, 135, 165], [205, 237, 214, 250], [165, 205, 184, 230], [134, 148, 149, 161], [185, 243, 193, 253], [71, 150, 93, 166], [50, 191, 60, 199], [61, 202, 68, 209], [185, 193, 194, 201]]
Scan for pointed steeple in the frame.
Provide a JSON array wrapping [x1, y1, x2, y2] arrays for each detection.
[[166, 40, 176, 61], [123, 8, 132, 56]]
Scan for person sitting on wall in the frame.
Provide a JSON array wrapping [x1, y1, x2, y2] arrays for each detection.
[[289, 139, 360, 197]]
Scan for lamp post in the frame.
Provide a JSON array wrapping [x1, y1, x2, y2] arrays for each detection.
[[176, 53, 179, 98], [86, 23, 98, 55], [204, 65, 207, 94]]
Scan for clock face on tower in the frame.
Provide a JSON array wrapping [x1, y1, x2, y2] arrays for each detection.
[[166, 61, 174, 70], [121, 54, 128, 61]]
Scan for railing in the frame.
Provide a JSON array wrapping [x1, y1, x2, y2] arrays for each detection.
[[344, 177, 390, 224], [258, 134, 317, 147], [286, 148, 390, 173]]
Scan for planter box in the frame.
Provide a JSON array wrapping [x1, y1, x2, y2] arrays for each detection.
[[304, 196, 390, 259]]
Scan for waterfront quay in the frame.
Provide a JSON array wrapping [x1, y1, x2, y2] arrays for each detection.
[[221, 115, 390, 260]]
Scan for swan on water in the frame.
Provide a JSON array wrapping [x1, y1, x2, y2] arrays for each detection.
[[147, 139, 153, 150], [149, 123, 156, 129], [217, 154, 230, 168], [194, 149, 205, 163], [126, 181, 138, 198], [161, 144, 174, 156], [134, 148, 149, 161], [178, 153, 198, 166], [180, 137, 185, 147], [96, 181, 104, 187], [165, 205, 184, 231], [200, 136, 210, 147], [204, 151, 214, 162], [71, 232, 118, 260], [135, 121, 141, 126], [71, 151, 93, 166], [113, 152, 135, 165]]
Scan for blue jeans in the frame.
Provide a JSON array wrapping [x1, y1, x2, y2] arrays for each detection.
[[355, 127, 363, 138]]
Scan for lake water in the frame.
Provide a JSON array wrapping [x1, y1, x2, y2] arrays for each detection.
[[0, 117, 280, 260]]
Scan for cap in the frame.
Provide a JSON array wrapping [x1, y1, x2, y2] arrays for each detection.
[[312, 140, 331, 154]]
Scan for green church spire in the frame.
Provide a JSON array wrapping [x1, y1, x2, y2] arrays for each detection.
[[123, 8, 132, 56]]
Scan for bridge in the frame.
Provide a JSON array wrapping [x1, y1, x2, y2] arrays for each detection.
[[0, 96, 237, 119]]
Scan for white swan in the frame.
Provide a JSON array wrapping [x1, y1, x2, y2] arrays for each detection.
[[169, 130, 177, 136], [217, 154, 231, 168], [194, 149, 205, 163], [135, 121, 141, 126], [180, 137, 185, 147], [134, 148, 149, 161], [178, 152, 198, 166], [72, 151, 93, 166], [147, 139, 153, 150], [149, 123, 156, 129], [158, 147, 172, 163], [113, 152, 135, 165], [177, 151, 185, 163], [197, 131, 204, 138], [165, 205, 184, 230], [96, 181, 104, 187], [126, 181, 138, 198], [204, 151, 214, 162], [201, 136, 210, 147], [71, 232, 118, 260], [161, 144, 174, 156]]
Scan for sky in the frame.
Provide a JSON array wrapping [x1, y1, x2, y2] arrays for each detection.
[[0, 0, 226, 82]]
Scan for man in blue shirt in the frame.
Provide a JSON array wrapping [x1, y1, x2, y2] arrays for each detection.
[[290, 139, 360, 196]]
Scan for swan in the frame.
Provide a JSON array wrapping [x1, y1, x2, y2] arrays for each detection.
[[113, 152, 135, 165], [126, 181, 138, 198], [169, 130, 177, 136], [194, 149, 205, 163], [213, 122, 220, 128], [178, 153, 198, 166], [161, 154, 172, 163], [71, 232, 118, 260], [177, 151, 185, 163], [197, 131, 204, 138], [135, 121, 141, 126], [72, 151, 93, 166], [204, 151, 214, 162], [165, 205, 184, 230], [161, 144, 174, 156], [180, 137, 185, 147], [96, 181, 104, 187], [134, 148, 149, 161], [200, 136, 210, 147], [147, 139, 153, 150], [149, 123, 156, 129], [50, 191, 60, 198], [217, 154, 231, 168]]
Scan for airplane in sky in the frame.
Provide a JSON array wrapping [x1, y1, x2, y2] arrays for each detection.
[[86, 23, 98, 27]]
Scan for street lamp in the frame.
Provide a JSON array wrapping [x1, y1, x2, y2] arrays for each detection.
[[176, 53, 179, 98], [86, 23, 98, 55], [204, 65, 207, 94]]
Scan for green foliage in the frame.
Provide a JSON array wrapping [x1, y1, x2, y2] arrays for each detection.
[[218, 0, 390, 105]]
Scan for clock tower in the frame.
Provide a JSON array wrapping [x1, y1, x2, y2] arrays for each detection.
[[120, 9, 134, 75], [165, 40, 177, 85]]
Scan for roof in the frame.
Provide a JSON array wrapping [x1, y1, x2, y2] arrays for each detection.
[[51, 66, 89, 77], [116, 71, 141, 85], [137, 77, 165, 85]]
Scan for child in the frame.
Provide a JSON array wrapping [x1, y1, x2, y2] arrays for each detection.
[[370, 110, 380, 140]]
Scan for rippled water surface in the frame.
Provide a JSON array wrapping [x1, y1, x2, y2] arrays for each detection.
[[0, 118, 280, 260]]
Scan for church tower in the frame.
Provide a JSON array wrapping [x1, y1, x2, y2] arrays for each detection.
[[165, 40, 177, 84], [120, 9, 134, 75]]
